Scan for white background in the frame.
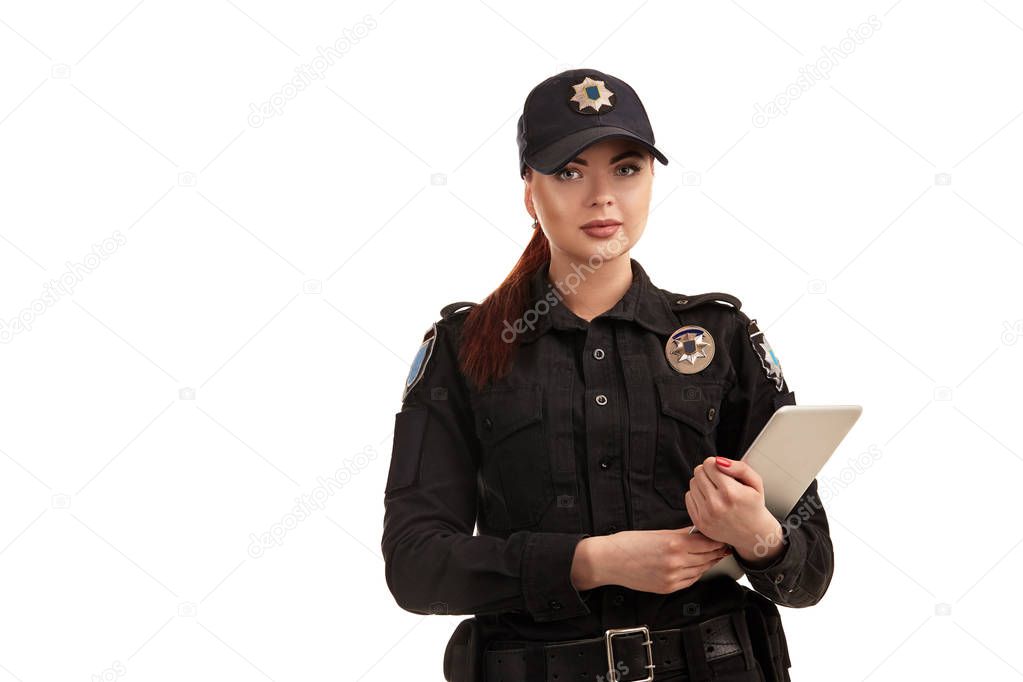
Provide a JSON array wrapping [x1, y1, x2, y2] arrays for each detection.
[[1, 1, 1021, 680]]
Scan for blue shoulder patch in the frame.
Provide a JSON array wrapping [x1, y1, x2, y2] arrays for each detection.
[[748, 318, 785, 391], [403, 324, 437, 401]]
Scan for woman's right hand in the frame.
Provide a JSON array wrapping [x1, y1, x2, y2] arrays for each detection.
[[572, 527, 731, 594]]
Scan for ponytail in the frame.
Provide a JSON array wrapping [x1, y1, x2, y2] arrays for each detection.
[[459, 223, 549, 391]]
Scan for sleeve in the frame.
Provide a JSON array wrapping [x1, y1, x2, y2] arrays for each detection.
[[380, 318, 592, 621], [714, 310, 835, 608]]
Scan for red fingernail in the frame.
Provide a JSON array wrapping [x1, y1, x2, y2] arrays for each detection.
[[716, 456, 731, 467]]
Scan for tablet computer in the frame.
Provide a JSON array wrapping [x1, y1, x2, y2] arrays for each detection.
[[694, 404, 862, 581]]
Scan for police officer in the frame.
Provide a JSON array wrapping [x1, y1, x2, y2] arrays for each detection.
[[381, 69, 834, 682]]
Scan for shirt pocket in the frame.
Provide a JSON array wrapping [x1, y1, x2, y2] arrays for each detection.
[[654, 375, 726, 509], [472, 383, 555, 531]]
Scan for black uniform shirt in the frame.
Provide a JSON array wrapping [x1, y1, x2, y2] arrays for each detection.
[[381, 257, 834, 644]]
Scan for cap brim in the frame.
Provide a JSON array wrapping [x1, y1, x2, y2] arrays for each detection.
[[524, 126, 669, 175]]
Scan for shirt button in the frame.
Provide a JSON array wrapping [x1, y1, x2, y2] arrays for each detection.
[[612, 594, 625, 606], [600, 459, 611, 469], [549, 599, 562, 610], [707, 407, 716, 421], [593, 348, 605, 360], [595, 394, 608, 405], [773, 573, 785, 584], [483, 417, 493, 430]]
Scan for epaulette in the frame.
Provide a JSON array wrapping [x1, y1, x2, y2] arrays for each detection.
[[440, 301, 477, 319], [666, 291, 742, 312]]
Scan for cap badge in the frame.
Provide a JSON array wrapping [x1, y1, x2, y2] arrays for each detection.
[[569, 76, 615, 113], [665, 325, 715, 374]]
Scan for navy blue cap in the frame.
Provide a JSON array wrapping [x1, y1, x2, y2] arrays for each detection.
[[516, 68, 669, 177]]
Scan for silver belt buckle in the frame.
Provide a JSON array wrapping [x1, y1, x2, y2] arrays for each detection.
[[604, 625, 655, 681]]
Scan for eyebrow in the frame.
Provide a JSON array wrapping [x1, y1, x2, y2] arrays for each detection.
[[569, 149, 645, 166]]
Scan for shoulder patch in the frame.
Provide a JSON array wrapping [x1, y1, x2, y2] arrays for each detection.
[[440, 301, 477, 319], [403, 322, 438, 401], [748, 318, 785, 391], [667, 291, 742, 312]]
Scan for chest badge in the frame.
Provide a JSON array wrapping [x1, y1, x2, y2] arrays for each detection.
[[665, 325, 715, 374]]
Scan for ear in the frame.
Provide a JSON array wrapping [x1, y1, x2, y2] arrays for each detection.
[[523, 173, 535, 219]]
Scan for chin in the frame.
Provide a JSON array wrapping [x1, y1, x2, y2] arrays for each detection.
[[583, 228, 633, 257], [569, 241, 628, 268]]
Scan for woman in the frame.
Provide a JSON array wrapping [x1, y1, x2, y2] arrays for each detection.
[[382, 69, 834, 682]]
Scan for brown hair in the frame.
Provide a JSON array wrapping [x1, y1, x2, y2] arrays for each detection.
[[459, 224, 549, 391]]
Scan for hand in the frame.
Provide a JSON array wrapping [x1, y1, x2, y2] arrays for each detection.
[[573, 528, 732, 594], [685, 456, 779, 554]]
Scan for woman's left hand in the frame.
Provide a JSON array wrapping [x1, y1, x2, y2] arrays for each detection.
[[684, 456, 780, 556]]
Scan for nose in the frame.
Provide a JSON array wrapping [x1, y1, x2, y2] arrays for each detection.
[[589, 182, 614, 208]]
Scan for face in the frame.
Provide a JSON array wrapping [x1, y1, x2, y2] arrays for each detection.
[[524, 136, 655, 264]]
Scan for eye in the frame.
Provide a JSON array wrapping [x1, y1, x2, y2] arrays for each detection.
[[617, 163, 642, 176], [557, 167, 581, 181]]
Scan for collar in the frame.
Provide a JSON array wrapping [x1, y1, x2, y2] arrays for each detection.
[[518, 257, 681, 344]]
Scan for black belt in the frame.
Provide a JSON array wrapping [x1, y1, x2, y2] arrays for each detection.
[[483, 612, 754, 682]]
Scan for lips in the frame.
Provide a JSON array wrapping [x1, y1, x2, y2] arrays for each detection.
[[580, 219, 623, 229], [580, 220, 623, 239]]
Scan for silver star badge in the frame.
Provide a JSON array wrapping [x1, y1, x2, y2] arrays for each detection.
[[665, 325, 715, 374], [569, 76, 615, 113]]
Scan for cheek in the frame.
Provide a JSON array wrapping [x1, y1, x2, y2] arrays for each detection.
[[623, 184, 652, 224], [535, 187, 580, 232], [629, 178, 654, 204]]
